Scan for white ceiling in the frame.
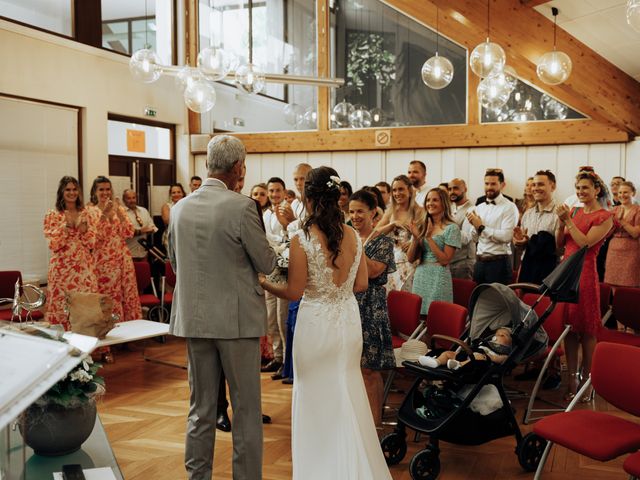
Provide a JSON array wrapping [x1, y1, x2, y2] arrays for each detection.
[[534, 0, 640, 81]]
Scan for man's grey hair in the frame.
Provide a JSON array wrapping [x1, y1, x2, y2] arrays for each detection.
[[207, 135, 246, 176]]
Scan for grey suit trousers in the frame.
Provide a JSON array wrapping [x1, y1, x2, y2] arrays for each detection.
[[185, 337, 262, 480]]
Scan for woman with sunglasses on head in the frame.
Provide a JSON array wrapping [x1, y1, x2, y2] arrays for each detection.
[[556, 170, 613, 403], [44, 176, 99, 329]]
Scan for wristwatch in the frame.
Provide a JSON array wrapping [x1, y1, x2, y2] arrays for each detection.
[[477, 225, 485, 235]]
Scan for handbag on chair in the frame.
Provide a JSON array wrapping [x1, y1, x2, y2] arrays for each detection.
[[65, 292, 118, 339]]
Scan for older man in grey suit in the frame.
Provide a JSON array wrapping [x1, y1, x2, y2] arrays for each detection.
[[168, 135, 276, 480]]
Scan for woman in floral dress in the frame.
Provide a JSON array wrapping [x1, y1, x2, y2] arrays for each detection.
[[375, 175, 424, 292], [44, 176, 98, 329], [88, 176, 142, 324], [408, 188, 461, 315], [350, 189, 396, 428]]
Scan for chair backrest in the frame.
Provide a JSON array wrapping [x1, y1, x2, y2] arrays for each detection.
[[133, 261, 151, 294], [591, 342, 640, 416], [599, 282, 612, 318], [522, 293, 567, 342], [0, 271, 22, 299], [165, 261, 176, 287], [426, 301, 468, 349], [612, 287, 640, 331], [452, 278, 476, 309], [387, 290, 422, 337]]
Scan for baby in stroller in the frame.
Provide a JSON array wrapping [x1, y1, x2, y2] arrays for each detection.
[[418, 327, 513, 370]]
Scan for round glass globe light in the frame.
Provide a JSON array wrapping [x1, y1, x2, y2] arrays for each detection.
[[469, 40, 505, 78], [370, 108, 386, 127], [184, 78, 216, 113], [175, 66, 199, 92], [197, 47, 233, 81], [235, 63, 266, 95], [502, 65, 518, 91], [510, 110, 537, 122], [536, 50, 572, 85], [129, 49, 162, 83], [628, 0, 640, 32], [283, 103, 304, 126], [477, 74, 512, 110], [302, 108, 317, 129], [421, 54, 454, 90], [332, 101, 355, 128], [349, 106, 372, 128]]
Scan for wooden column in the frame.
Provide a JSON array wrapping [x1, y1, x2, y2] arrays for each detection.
[[74, 0, 102, 48], [185, 0, 201, 134], [316, 0, 331, 131]]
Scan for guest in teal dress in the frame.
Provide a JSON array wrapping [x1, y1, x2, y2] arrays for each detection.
[[408, 187, 461, 315], [350, 189, 396, 428]]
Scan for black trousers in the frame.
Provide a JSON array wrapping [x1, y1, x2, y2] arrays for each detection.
[[473, 256, 512, 285], [217, 372, 228, 414]]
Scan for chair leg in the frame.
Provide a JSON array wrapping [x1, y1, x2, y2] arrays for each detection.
[[533, 440, 554, 480]]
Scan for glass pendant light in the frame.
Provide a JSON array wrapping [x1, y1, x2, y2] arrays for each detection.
[[184, 78, 217, 113], [537, 7, 572, 85], [235, 0, 265, 95], [332, 100, 355, 128], [628, 0, 640, 33], [470, 1, 506, 78], [129, 0, 162, 83], [421, 8, 454, 89], [477, 73, 511, 110]]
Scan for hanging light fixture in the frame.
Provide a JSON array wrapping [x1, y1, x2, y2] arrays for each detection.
[[235, 0, 266, 95], [627, 0, 640, 32], [421, 7, 454, 90], [197, 0, 235, 81], [129, 0, 163, 83], [536, 7, 572, 85], [469, 0, 506, 78]]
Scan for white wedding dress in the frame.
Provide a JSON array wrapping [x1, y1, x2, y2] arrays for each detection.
[[292, 229, 392, 480]]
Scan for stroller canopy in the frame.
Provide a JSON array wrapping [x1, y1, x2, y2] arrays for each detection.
[[468, 283, 548, 360]]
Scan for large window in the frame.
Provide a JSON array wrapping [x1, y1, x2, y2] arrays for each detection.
[[330, 0, 467, 128], [0, 0, 73, 36]]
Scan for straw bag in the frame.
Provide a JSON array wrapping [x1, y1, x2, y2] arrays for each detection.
[[65, 292, 117, 339]]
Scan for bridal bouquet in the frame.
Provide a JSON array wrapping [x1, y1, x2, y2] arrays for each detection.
[[267, 240, 290, 284]]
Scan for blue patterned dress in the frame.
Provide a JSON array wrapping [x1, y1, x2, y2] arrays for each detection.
[[356, 235, 397, 370], [412, 223, 461, 315]]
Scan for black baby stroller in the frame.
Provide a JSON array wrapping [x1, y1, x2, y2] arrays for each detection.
[[380, 247, 587, 479]]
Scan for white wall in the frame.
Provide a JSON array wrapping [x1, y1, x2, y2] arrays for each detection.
[[195, 139, 640, 202], [0, 19, 190, 196]]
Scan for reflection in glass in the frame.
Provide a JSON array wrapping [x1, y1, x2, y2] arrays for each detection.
[[330, 0, 467, 128]]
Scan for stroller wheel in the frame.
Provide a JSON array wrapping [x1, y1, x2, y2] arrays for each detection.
[[148, 306, 170, 324], [410, 447, 440, 480], [517, 432, 547, 472], [380, 432, 407, 465]]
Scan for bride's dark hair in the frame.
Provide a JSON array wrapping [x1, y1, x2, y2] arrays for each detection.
[[302, 166, 344, 267]]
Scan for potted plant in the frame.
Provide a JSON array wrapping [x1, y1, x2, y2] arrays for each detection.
[[19, 357, 105, 456]]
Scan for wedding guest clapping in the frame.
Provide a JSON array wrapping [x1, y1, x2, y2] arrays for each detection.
[[44, 176, 98, 329], [605, 181, 640, 288]]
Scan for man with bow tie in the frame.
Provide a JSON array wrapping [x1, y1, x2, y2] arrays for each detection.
[[462, 169, 519, 285]]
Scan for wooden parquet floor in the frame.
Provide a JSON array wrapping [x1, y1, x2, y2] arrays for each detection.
[[99, 338, 632, 479]]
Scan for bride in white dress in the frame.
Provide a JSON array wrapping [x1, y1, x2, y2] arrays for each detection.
[[260, 166, 392, 480]]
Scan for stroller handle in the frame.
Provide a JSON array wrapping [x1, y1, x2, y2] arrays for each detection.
[[508, 282, 542, 294], [430, 334, 476, 360]]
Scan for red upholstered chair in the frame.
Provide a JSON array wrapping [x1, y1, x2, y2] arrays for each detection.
[[597, 286, 640, 348], [624, 451, 640, 479], [387, 290, 422, 349], [451, 277, 476, 309], [0, 270, 44, 321], [532, 342, 640, 479], [521, 294, 569, 424], [133, 261, 161, 317], [599, 282, 613, 320], [159, 262, 176, 323], [424, 300, 468, 350]]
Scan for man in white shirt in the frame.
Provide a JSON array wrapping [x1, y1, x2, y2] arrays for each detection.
[[375, 181, 392, 209], [514, 170, 560, 284], [408, 160, 429, 208], [448, 179, 475, 279], [463, 169, 519, 285], [122, 189, 157, 261], [261, 177, 290, 378]]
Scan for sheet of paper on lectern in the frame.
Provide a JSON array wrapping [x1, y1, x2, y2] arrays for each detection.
[[53, 467, 118, 479], [0, 329, 97, 431]]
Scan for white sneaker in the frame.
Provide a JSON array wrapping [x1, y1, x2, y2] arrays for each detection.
[[447, 359, 461, 370], [418, 356, 439, 368]]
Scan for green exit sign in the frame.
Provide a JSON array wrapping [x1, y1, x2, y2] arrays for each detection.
[[145, 107, 157, 117]]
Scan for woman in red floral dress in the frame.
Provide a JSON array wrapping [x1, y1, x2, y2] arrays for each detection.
[[556, 170, 613, 402], [44, 176, 98, 329], [88, 176, 142, 324]]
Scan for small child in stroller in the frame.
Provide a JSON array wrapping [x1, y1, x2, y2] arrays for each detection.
[[418, 327, 513, 370]]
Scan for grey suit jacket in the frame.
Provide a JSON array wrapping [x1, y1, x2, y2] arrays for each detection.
[[168, 178, 276, 339]]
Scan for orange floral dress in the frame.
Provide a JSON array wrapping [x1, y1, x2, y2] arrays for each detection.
[[89, 205, 142, 321], [43, 209, 98, 329]]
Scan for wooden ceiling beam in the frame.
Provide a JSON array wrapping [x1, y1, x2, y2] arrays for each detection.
[[194, 121, 629, 154], [519, 0, 549, 7], [384, 0, 640, 136]]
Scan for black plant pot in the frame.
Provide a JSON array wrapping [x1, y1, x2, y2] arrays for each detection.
[[19, 399, 97, 456]]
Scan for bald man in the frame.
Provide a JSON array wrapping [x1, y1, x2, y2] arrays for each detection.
[[448, 179, 476, 279]]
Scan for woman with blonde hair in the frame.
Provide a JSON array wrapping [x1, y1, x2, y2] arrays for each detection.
[[408, 187, 461, 314], [375, 174, 424, 291]]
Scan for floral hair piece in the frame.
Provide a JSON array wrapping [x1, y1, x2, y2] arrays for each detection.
[[326, 175, 342, 190]]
